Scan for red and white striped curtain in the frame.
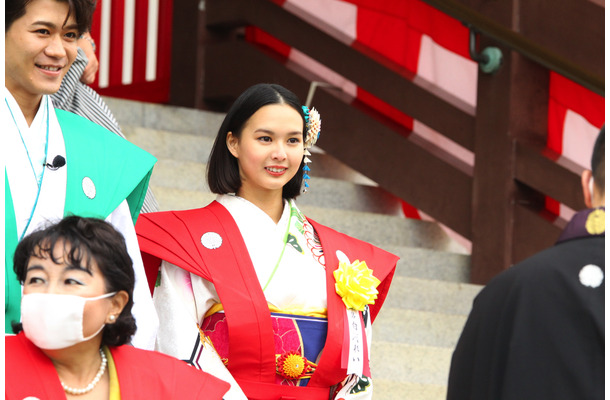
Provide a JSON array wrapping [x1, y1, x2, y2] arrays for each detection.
[[248, 0, 604, 230], [88, 0, 174, 103], [547, 72, 604, 219]]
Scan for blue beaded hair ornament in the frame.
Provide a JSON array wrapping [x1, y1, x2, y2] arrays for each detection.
[[301, 105, 321, 193]]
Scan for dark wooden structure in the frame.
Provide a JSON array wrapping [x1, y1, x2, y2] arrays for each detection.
[[169, 0, 604, 284]]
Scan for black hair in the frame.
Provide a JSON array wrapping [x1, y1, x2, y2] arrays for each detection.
[[12, 216, 137, 347], [6, 0, 95, 35], [207, 83, 307, 199], [591, 126, 605, 194]]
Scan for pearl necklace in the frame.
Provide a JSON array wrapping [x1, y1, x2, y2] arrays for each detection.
[[60, 348, 107, 395]]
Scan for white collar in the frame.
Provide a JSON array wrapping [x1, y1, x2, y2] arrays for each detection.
[[4, 88, 52, 185], [216, 194, 293, 232]]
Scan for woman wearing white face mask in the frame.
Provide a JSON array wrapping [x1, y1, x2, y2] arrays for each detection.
[[6, 216, 230, 399]]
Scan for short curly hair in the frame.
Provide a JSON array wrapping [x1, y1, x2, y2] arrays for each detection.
[[12, 216, 137, 347]]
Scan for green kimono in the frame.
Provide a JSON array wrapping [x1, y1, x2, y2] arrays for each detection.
[[5, 109, 156, 331]]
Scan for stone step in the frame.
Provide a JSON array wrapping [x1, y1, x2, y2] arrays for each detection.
[[371, 341, 452, 386], [372, 380, 447, 400], [387, 245, 470, 283], [149, 159, 208, 192], [383, 276, 481, 316], [105, 97, 225, 137], [297, 177, 404, 216], [149, 185, 216, 212], [369, 302, 474, 398], [123, 126, 215, 164], [299, 205, 466, 253], [373, 308, 467, 348], [369, 308, 470, 398]]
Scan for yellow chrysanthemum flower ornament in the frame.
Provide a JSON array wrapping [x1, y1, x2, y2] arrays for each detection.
[[275, 351, 317, 380], [333, 252, 381, 311]]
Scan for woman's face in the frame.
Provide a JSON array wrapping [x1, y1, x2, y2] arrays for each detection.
[[23, 241, 115, 338], [227, 104, 304, 199]]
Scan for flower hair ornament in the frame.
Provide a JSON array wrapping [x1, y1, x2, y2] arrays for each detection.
[[302, 105, 321, 193]]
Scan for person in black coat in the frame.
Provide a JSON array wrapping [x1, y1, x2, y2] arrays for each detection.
[[447, 128, 605, 400]]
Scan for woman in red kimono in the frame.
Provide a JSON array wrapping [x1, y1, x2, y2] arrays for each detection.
[[137, 83, 399, 399], [6, 216, 229, 400]]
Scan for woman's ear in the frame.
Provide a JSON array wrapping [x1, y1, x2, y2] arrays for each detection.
[[226, 132, 239, 158], [106, 290, 129, 324], [581, 169, 594, 209]]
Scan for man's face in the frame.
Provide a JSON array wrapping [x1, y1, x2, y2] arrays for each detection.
[[5, 0, 79, 105]]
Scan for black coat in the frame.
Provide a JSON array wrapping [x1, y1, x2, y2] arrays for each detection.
[[447, 208, 605, 400]]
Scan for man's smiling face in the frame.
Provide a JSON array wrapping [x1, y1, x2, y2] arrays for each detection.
[[5, 0, 79, 105]]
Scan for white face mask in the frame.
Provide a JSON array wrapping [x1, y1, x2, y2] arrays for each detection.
[[21, 292, 116, 350]]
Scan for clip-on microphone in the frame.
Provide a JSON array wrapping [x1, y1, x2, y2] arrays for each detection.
[[45, 155, 66, 170]]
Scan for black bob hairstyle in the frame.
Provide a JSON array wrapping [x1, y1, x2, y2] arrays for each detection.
[[207, 83, 307, 200], [12, 216, 137, 347], [6, 0, 95, 35]]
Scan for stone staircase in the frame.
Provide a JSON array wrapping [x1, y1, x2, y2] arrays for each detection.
[[105, 97, 483, 400]]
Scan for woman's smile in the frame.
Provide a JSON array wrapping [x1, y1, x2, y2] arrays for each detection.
[[265, 166, 289, 176]]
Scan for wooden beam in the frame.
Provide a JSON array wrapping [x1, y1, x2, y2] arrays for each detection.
[[519, 0, 604, 81], [420, 0, 604, 95], [513, 204, 565, 263], [205, 0, 477, 151], [470, 37, 551, 284], [204, 41, 311, 103], [169, 0, 204, 108], [514, 141, 587, 212], [315, 90, 473, 238]]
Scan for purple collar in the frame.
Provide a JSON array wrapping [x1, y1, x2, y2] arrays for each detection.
[[556, 207, 605, 244]]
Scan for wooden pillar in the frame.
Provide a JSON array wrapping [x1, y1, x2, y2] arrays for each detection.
[[169, 0, 205, 108], [470, 36, 549, 284]]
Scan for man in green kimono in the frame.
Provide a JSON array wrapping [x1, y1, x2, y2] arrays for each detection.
[[5, 0, 159, 349]]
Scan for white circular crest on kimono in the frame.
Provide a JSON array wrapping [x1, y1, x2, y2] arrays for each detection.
[[201, 232, 222, 249], [82, 177, 96, 199], [24, 397, 41, 400], [579, 264, 604, 288]]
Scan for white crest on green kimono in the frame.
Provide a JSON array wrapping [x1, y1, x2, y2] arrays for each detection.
[[82, 177, 96, 199]]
